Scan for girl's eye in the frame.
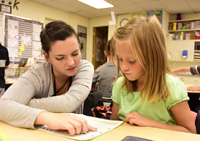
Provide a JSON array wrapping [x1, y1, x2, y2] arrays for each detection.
[[56, 57, 64, 60], [129, 60, 136, 64], [118, 58, 123, 61]]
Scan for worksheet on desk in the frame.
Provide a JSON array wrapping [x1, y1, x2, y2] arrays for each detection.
[[38, 114, 123, 140]]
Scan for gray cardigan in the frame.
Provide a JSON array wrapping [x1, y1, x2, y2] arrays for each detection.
[[0, 60, 94, 129]]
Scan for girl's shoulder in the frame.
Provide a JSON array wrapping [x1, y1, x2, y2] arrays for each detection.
[[166, 74, 184, 86], [114, 76, 125, 88]]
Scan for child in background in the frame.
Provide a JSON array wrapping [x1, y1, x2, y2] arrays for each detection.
[[110, 16, 196, 133], [172, 66, 200, 113], [92, 40, 118, 98], [172, 66, 200, 91]]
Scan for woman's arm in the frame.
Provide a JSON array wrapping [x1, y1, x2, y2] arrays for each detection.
[[110, 102, 120, 120], [171, 67, 190, 74], [28, 60, 94, 113], [125, 101, 196, 133], [0, 71, 45, 128]]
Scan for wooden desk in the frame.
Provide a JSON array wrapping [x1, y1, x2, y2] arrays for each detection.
[[5, 78, 17, 90], [1, 121, 200, 141], [5, 78, 17, 85]]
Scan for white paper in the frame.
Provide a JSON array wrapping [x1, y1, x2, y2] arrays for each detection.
[[33, 32, 40, 41], [33, 24, 42, 33], [32, 50, 42, 58], [21, 35, 31, 45], [33, 41, 41, 50], [38, 114, 123, 140], [109, 11, 116, 25], [7, 48, 19, 57], [7, 38, 18, 48], [8, 19, 18, 38]]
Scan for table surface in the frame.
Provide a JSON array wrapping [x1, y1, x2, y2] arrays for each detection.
[[5, 78, 17, 85], [1, 121, 200, 141]]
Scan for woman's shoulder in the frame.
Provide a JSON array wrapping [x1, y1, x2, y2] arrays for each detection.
[[79, 60, 93, 68], [27, 62, 52, 78]]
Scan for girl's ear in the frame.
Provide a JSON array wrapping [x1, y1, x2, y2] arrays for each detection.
[[43, 51, 50, 63]]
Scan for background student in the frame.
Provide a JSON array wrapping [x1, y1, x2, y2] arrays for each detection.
[[0, 43, 9, 97], [110, 16, 196, 133], [172, 66, 200, 112], [92, 39, 118, 98], [172, 66, 200, 91], [0, 21, 96, 135]]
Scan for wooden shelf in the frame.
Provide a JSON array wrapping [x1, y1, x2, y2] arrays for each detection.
[[167, 40, 200, 42], [169, 19, 200, 22], [169, 29, 200, 32]]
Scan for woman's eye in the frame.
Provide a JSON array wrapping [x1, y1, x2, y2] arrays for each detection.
[[56, 57, 64, 60], [72, 53, 78, 56]]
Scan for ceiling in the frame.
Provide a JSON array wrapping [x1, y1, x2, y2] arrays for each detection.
[[30, 0, 200, 18]]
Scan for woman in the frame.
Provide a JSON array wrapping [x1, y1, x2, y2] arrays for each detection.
[[0, 21, 96, 135]]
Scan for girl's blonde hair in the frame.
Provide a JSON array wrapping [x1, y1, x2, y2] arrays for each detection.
[[111, 15, 172, 104]]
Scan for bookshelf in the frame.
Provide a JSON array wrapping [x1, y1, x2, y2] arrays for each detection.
[[167, 18, 200, 61]]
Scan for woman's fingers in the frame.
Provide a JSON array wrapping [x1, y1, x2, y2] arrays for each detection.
[[88, 125, 97, 132], [63, 123, 76, 136], [74, 116, 89, 134]]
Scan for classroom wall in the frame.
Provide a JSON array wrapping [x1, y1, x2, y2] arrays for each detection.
[[11, 0, 89, 31]]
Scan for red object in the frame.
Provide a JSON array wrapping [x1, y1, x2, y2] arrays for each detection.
[[195, 35, 200, 40]]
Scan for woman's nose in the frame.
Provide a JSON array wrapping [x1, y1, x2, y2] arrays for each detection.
[[67, 57, 75, 66]]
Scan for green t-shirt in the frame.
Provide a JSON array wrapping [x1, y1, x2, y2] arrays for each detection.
[[111, 74, 189, 125]]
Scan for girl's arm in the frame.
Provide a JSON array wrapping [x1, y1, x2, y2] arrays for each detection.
[[170, 100, 196, 133], [125, 101, 196, 133], [171, 67, 190, 74], [110, 102, 120, 120]]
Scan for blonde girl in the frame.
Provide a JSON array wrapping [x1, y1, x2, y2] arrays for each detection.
[[110, 16, 196, 133]]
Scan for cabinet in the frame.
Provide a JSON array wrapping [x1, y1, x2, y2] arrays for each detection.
[[167, 18, 200, 61]]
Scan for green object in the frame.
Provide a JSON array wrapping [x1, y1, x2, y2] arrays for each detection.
[[182, 26, 187, 30]]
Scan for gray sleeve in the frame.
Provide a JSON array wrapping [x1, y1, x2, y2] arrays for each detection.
[[190, 66, 200, 75], [28, 60, 94, 113], [0, 70, 45, 129], [92, 65, 102, 87]]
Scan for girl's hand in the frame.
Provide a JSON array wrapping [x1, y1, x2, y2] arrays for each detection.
[[187, 86, 200, 91], [35, 112, 97, 135], [125, 111, 153, 127]]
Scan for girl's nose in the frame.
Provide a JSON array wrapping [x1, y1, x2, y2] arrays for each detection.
[[121, 62, 128, 71]]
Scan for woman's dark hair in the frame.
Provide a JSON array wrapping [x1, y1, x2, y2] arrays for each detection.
[[40, 21, 80, 54]]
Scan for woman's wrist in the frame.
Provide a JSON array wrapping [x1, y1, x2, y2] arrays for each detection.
[[34, 111, 49, 125]]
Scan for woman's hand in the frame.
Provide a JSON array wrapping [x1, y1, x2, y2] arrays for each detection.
[[35, 112, 97, 135], [125, 111, 153, 127]]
